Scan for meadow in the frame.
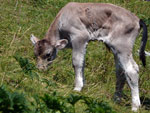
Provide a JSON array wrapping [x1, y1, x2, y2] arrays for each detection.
[[0, 0, 150, 112]]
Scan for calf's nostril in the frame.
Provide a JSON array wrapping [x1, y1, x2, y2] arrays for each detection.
[[47, 58, 51, 61], [36, 64, 40, 68]]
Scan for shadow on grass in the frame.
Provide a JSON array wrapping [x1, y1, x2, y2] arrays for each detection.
[[113, 94, 150, 110], [121, 96, 150, 110], [141, 96, 150, 110]]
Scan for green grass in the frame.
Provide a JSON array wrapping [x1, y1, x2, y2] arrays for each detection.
[[0, 0, 150, 112]]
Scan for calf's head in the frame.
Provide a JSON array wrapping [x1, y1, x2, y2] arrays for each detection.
[[30, 34, 68, 70]]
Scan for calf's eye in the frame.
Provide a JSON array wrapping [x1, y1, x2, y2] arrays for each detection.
[[46, 53, 51, 57]]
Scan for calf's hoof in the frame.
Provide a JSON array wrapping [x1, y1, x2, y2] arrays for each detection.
[[73, 87, 82, 92]]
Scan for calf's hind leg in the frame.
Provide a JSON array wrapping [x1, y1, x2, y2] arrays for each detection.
[[118, 53, 140, 111], [114, 55, 126, 102]]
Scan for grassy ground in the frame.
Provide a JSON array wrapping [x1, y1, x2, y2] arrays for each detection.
[[0, 0, 150, 112]]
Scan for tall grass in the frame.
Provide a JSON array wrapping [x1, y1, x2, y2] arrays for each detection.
[[0, 0, 150, 112]]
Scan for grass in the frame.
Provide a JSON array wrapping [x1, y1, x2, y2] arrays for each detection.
[[0, 0, 150, 112]]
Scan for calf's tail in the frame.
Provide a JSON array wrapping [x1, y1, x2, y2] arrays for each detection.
[[139, 19, 148, 67]]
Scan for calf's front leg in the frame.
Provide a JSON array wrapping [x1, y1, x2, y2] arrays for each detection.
[[72, 42, 87, 91]]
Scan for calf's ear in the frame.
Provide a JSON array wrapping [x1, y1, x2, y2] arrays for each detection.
[[30, 34, 39, 45], [55, 39, 68, 49]]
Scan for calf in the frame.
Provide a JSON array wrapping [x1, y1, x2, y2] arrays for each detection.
[[30, 2, 148, 111]]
